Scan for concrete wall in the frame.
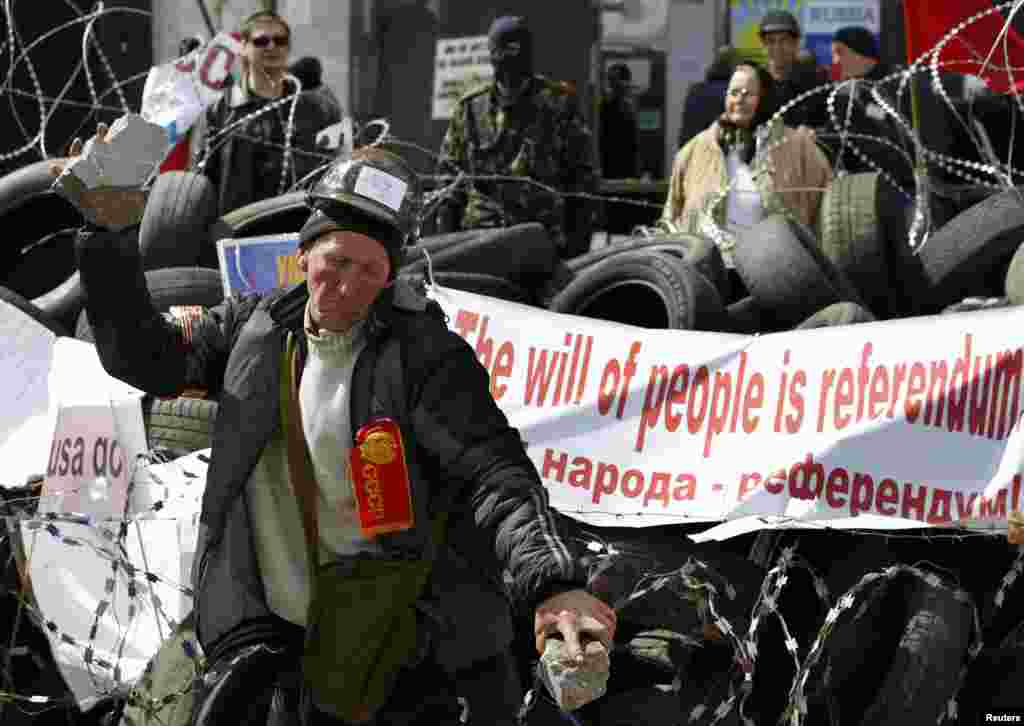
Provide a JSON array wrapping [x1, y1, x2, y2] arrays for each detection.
[[663, 0, 721, 176]]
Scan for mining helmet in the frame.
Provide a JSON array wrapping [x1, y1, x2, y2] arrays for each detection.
[[305, 146, 421, 249], [759, 10, 801, 37]]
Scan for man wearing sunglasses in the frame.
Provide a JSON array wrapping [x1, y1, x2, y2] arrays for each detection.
[[437, 16, 597, 259], [197, 11, 340, 217]]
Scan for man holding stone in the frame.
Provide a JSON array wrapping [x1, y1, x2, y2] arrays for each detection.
[[53, 125, 614, 725]]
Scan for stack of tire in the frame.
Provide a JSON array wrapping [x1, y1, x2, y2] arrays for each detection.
[[540, 173, 1024, 334]]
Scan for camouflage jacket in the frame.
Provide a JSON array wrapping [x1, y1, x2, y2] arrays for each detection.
[[437, 75, 596, 244]]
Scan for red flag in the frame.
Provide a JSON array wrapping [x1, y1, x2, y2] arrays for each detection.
[[159, 132, 192, 173], [903, 0, 1024, 93]]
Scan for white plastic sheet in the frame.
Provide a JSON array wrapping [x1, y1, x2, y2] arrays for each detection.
[[141, 32, 244, 144], [0, 300, 58, 489], [22, 449, 209, 705]]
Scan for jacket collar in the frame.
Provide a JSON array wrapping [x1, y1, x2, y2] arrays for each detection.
[[227, 77, 298, 108]]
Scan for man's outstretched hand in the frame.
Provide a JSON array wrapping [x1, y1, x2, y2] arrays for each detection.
[[534, 589, 617, 661], [50, 123, 149, 231]]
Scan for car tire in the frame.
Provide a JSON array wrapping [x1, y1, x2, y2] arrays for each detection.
[[548, 250, 725, 331], [0, 285, 69, 337], [403, 223, 558, 294], [941, 296, 1015, 314], [31, 271, 83, 335], [875, 179, 934, 317], [425, 271, 534, 305], [859, 577, 973, 724], [794, 301, 877, 329], [1005, 240, 1024, 305], [559, 233, 729, 301], [142, 396, 218, 453], [207, 191, 309, 248], [138, 171, 219, 271], [0, 158, 84, 300], [918, 186, 1024, 308], [76, 267, 224, 342], [733, 214, 864, 328], [817, 172, 889, 316]]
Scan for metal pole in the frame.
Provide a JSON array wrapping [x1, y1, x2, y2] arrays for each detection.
[[196, 0, 217, 38]]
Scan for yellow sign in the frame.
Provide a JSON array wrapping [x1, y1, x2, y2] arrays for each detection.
[[276, 253, 305, 288]]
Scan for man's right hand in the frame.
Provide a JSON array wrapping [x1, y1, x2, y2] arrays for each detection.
[[50, 123, 149, 231]]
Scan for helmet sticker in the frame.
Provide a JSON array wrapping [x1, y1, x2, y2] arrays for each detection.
[[354, 165, 407, 212]]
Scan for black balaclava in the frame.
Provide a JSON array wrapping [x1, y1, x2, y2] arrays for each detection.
[[488, 16, 534, 95]]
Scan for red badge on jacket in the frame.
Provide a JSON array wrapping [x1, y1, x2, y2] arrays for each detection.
[[349, 418, 415, 538]]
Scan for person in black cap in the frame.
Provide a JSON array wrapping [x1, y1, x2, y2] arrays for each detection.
[[831, 26, 884, 81], [825, 25, 928, 185], [600, 63, 639, 179], [758, 9, 827, 128], [834, 25, 981, 188], [196, 11, 339, 216], [437, 15, 597, 258], [54, 131, 615, 725]]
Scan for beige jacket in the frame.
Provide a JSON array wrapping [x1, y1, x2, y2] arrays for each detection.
[[660, 120, 833, 263]]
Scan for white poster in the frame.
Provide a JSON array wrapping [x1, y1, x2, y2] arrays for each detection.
[[426, 286, 1024, 537], [431, 36, 493, 121]]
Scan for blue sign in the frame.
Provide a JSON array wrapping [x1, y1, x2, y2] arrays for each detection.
[[216, 233, 302, 297]]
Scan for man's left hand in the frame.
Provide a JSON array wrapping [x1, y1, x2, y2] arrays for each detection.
[[534, 589, 616, 661]]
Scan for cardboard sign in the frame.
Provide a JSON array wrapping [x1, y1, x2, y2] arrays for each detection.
[[38, 339, 147, 519]]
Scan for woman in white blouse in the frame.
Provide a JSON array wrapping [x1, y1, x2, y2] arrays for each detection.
[[661, 60, 833, 291]]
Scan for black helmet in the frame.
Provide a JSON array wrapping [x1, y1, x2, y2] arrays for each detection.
[[759, 10, 801, 37], [306, 146, 421, 247], [301, 147, 422, 280]]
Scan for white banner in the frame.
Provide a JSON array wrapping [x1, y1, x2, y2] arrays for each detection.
[[426, 286, 1024, 537], [431, 36, 493, 121]]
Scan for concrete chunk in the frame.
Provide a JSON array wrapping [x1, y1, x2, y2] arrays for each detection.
[[538, 638, 610, 711]]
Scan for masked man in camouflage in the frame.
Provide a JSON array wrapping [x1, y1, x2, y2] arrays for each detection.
[[436, 16, 597, 258]]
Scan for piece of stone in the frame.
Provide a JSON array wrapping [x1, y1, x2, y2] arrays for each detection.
[[537, 638, 610, 711]]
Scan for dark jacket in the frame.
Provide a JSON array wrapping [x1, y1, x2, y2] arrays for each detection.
[[74, 225, 584, 667], [200, 79, 340, 216], [774, 61, 829, 129], [599, 95, 639, 179], [679, 79, 729, 149], [821, 62, 958, 188]]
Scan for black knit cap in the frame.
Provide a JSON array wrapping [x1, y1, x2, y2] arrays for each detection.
[[833, 26, 879, 60], [759, 10, 800, 37], [488, 15, 532, 49]]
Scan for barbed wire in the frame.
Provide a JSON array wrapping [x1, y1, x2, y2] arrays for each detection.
[[3, 5, 1024, 722]]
